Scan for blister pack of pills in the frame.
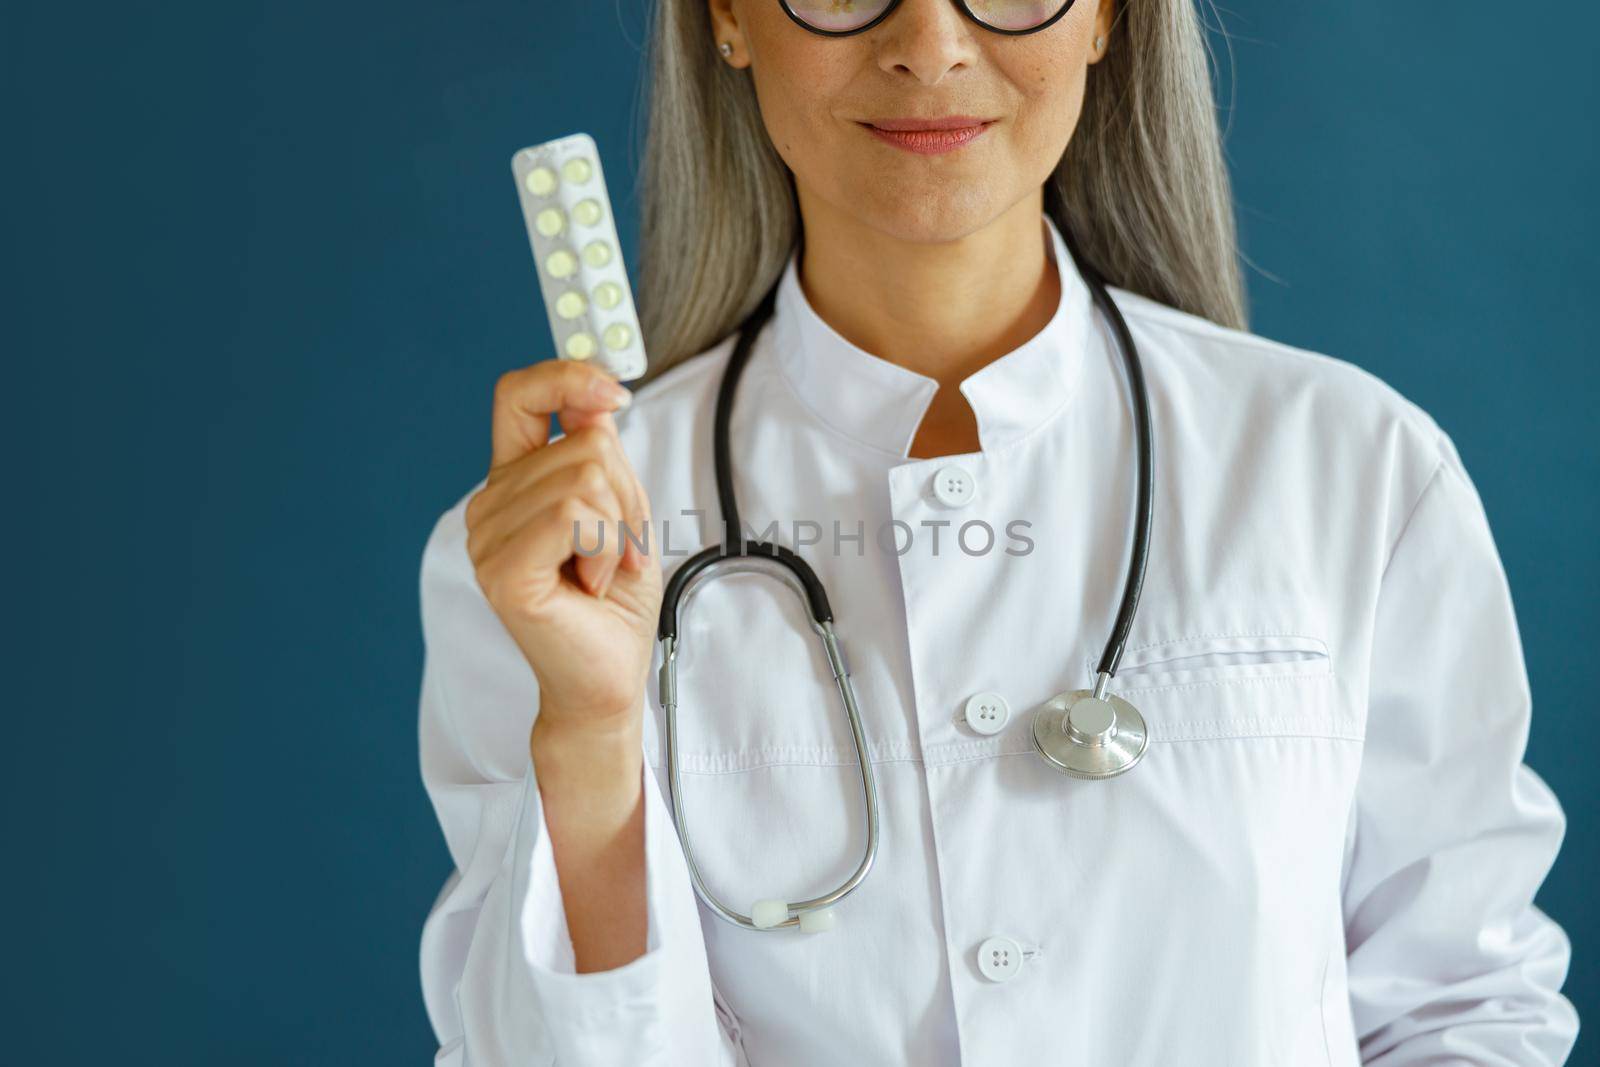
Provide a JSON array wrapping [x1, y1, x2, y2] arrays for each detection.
[[511, 132, 646, 381]]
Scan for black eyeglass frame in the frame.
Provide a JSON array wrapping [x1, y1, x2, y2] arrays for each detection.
[[777, 0, 1076, 38]]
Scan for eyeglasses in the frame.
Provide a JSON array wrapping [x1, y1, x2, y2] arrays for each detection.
[[778, 0, 1075, 38]]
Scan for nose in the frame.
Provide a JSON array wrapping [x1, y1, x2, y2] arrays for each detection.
[[871, 0, 981, 85]]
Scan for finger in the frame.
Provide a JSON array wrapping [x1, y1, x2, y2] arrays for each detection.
[[487, 424, 643, 568], [472, 458, 628, 568], [556, 388, 630, 440], [579, 533, 616, 599], [557, 394, 646, 568], [492, 494, 616, 597], [618, 469, 652, 573], [490, 359, 632, 471], [549, 418, 644, 576], [605, 460, 643, 575]]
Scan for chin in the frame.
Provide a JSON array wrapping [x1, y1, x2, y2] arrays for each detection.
[[850, 184, 1009, 245]]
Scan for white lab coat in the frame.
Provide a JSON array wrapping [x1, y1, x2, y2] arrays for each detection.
[[417, 212, 1578, 1065]]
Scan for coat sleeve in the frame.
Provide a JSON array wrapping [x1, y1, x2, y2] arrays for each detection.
[[416, 489, 749, 1066], [1342, 430, 1580, 1065]]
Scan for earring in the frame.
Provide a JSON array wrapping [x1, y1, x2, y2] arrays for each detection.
[[718, 41, 733, 57], [1093, 34, 1105, 52]]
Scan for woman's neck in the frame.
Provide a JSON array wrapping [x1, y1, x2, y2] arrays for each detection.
[[791, 189, 1060, 458]]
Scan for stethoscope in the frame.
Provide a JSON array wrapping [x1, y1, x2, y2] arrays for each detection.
[[655, 222, 1154, 932]]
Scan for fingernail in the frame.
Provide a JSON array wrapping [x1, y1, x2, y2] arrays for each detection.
[[592, 377, 632, 408]]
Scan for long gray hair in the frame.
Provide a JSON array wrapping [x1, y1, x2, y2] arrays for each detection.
[[633, 0, 1246, 387]]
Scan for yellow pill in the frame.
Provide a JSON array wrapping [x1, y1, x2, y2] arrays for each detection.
[[564, 332, 597, 360], [603, 323, 634, 351], [592, 281, 623, 310], [535, 207, 565, 237], [582, 240, 612, 268], [524, 166, 557, 196], [561, 157, 593, 184], [573, 198, 603, 226], [545, 249, 578, 279], [555, 290, 588, 319]]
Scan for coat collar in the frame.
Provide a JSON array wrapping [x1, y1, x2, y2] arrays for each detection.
[[770, 211, 1092, 458]]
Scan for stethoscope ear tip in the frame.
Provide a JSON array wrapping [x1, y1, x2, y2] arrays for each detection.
[[750, 899, 838, 933], [752, 899, 789, 929], [797, 907, 836, 934]]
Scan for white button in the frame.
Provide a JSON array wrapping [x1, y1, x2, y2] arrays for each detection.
[[978, 936, 1023, 982], [963, 691, 1010, 735], [932, 464, 976, 507]]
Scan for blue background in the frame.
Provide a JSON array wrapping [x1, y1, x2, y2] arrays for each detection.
[[9, 1, 1594, 1061]]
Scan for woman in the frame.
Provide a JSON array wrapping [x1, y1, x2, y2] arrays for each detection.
[[418, 0, 1578, 1062]]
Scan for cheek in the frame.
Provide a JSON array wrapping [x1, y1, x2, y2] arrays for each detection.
[[749, 46, 847, 164], [1009, 52, 1089, 158], [1006, 8, 1095, 146]]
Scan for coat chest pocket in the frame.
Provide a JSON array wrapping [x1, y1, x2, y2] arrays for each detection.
[[1083, 631, 1358, 743]]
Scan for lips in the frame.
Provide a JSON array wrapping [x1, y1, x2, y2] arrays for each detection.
[[867, 115, 994, 131], [861, 119, 995, 156]]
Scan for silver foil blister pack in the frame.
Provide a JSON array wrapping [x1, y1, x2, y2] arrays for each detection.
[[511, 132, 646, 381]]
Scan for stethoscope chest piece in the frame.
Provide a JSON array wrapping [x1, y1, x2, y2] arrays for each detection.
[[1031, 688, 1149, 780]]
